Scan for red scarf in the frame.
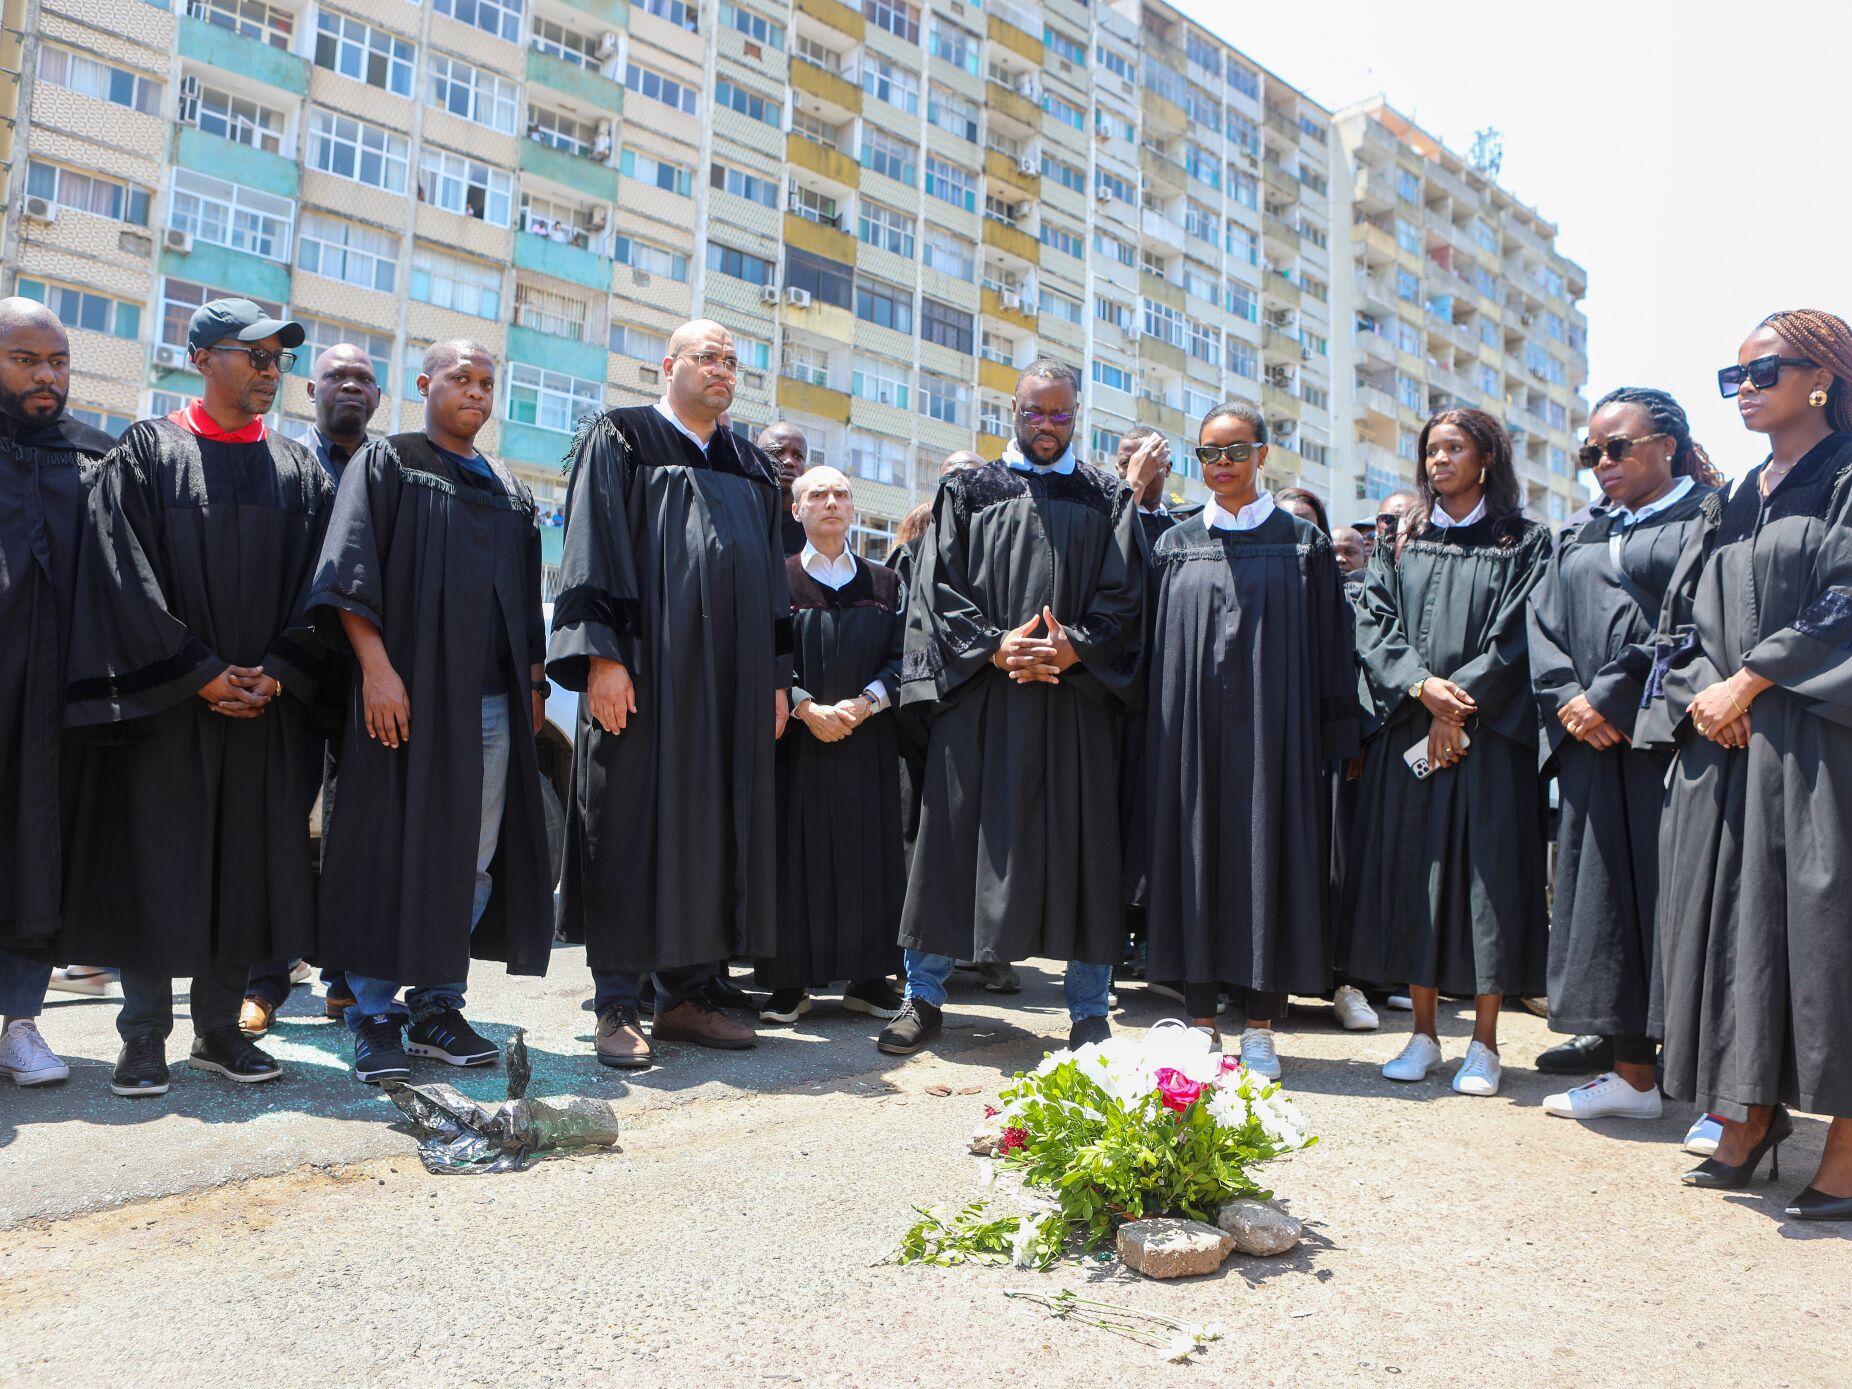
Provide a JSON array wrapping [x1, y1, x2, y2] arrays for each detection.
[[167, 399, 268, 443]]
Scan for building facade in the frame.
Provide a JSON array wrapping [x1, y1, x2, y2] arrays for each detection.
[[0, 0, 1584, 559]]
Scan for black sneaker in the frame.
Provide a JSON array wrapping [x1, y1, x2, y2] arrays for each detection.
[[1068, 1015, 1111, 1049], [352, 1014, 412, 1084], [188, 1026, 283, 1083], [406, 1008, 499, 1066], [877, 998, 942, 1055], [111, 1035, 170, 1097], [843, 978, 904, 1019], [759, 988, 812, 1024], [703, 972, 760, 1014], [979, 962, 1021, 994]]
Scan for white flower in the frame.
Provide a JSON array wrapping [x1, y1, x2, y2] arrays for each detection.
[[1163, 1334, 1198, 1362], [1194, 1322, 1224, 1344], [1205, 1085, 1251, 1131]]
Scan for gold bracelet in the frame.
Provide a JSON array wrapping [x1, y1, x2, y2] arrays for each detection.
[[1728, 688, 1748, 718]]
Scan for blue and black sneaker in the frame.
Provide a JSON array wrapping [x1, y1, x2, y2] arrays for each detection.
[[407, 1009, 498, 1067], [353, 1014, 411, 1084]]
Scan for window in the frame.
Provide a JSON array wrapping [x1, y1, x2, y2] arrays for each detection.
[[1187, 318, 1218, 363], [1302, 441, 1329, 467], [924, 156, 975, 212], [859, 201, 915, 258], [308, 112, 409, 193], [170, 168, 294, 261], [720, 2, 785, 47], [921, 298, 973, 354], [1397, 428, 1420, 463], [613, 236, 689, 281], [15, 278, 141, 340], [1095, 44, 1135, 83], [709, 162, 777, 207], [1044, 26, 1086, 65], [1226, 338, 1258, 378], [1040, 220, 1082, 259], [625, 64, 697, 115], [298, 213, 398, 294], [863, 0, 919, 44], [314, 12, 414, 96], [1394, 216, 1421, 254], [714, 79, 777, 125], [851, 356, 910, 409], [186, 82, 285, 152], [24, 161, 149, 224], [859, 56, 919, 115], [919, 372, 968, 426], [36, 44, 161, 113], [927, 86, 978, 143], [1395, 166, 1421, 203], [159, 278, 282, 351], [1142, 299, 1184, 348], [1295, 218, 1328, 250], [791, 184, 840, 227], [1299, 167, 1329, 196], [1224, 281, 1258, 322], [1184, 143, 1220, 190], [636, 0, 698, 30], [1548, 445, 1571, 476], [1186, 30, 1222, 76], [528, 105, 598, 157], [1226, 63, 1258, 99], [1095, 108, 1134, 143], [1298, 114, 1327, 145], [610, 322, 669, 362], [1543, 311, 1565, 343], [621, 148, 693, 197], [706, 242, 774, 286], [419, 148, 512, 225], [1302, 384, 1329, 410], [1041, 153, 1086, 194], [532, 17, 601, 68], [921, 229, 974, 280], [1042, 92, 1085, 131], [736, 335, 771, 372], [1141, 248, 1171, 281], [855, 279, 913, 334], [1397, 373, 1423, 411], [790, 110, 841, 149], [191, 0, 293, 50], [785, 249, 853, 309], [1184, 202, 1219, 244], [1395, 268, 1421, 303], [65, 407, 134, 438], [848, 434, 907, 486], [1229, 170, 1259, 210], [1227, 111, 1260, 156], [1092, 361, 1132, 393], [293, 318, 392, 383], [929, 22, 980, 76], [409, 246, 503, 318], [1094, 168, 1134, 204], [1303, 331, 1329, 356], [1396, 319, 1422, 353], [1093, 229, 1135, 268], [851, 512, 898, 559], [1480, 364, 1501, 395], [399, 341, 430, 399], [434, 0, 523, 44], [1472, 220, 1499, 254], [782, 343, 830, 388], [1038, 287, 1083, 326], [1094, 296, 1130, 330], [428, 54, 520, 133], [1482, 318, 1502, 348], [514, 281, 594, 340], [506, 364, 603, 434], [1303, 275, 1329, 304], [793, 34, 840, 70], [1182, 384, 1218, 418]]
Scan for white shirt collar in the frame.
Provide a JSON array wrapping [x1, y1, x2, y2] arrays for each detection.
[[1001, 437, 1077, 475], [1429, 495, 1487, 529], [1138, 500, 1168, 515], [800, 541, 858, 589], [1206, 489, 1276, 532], [1609, 475, 1695, 527], [653, 396, 713, 453]]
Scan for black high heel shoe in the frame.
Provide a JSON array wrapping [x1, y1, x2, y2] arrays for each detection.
[[1784, 1187, 1852, 1221], [1682, 1107, 1793, 1188]]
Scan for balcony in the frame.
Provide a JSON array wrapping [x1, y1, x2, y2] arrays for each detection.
[[984, 146, 1040, 195], [795, 0, 866, 41], [1263, 214, 1301, 253], [1140, 208, 1185, 252], [987, 83, 1040, 130], [1355, 383, 1397, 425], [980, 285, 1036, 332], [174, 125, 298, 199], [791, 56, 862, 116], [519, 138, 618, 202], [177, 15, 308, 95], [777, 375, 853, 423], [981, 216, 1039, 264], [783, 209, 856, 263], [787, 132, 860, 188], [525, 48, 623, 109], [1355, 326, 1396, 367], [986, 8, 1043, 62], [512, 226, 610, 291]]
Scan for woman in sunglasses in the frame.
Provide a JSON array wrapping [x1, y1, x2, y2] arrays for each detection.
[[1653, 309, 1852, 1219], [1341, 408, 1551, 1096], [1142, 406, 1360, 1076], [1527, 388, 1718, 1126]]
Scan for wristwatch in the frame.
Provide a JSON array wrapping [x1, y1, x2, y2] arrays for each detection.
[[1409, 678, 1427, 702]]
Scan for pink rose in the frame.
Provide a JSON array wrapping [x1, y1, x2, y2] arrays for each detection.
[[1155, 1067, 1205, 1114], [1220, 1054, 1244, 1076]]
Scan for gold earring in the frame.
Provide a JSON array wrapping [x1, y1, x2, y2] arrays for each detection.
[[1478, 468, 1486, 484], [1810, 388, 1829, 408]]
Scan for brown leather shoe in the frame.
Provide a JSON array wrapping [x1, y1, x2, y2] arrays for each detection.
[[324, 993, 356, 1021], [238, 996, 276, 1038], [595, 1004, 655, 1069], [651, 999, 756, 1050]]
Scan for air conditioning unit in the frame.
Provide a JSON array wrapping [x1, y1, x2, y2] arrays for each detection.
[[596, 32, 619, 58], [1000, 291, 1021, 310], [593, 122, 613, 158], [1010, 200, 1034, 220], [589, 205, 609, 229], [1015, 76, 1037, 98], [1017, 156, 1037, 175], [759, 284, 782, 306], [744, 371, 765, 389], [1095, 185, 1112, 203], [163, 228, 194, 254], [153, 344, 187, 369], [1094, 126, 1111, 142], [22, 196, 56, 223], [785, 286, 812, 308], [1125, 324, 1141, 341], [639, 364, 660, 384], [632, 268, 652, 287]]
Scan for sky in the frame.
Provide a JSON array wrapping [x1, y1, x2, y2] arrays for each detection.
[[1178, 0, 1852, 483]]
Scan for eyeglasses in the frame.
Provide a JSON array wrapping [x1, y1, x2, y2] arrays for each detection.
[[1374, 512, 1400, 532], [1576, 433, 1670, 468], [680, 350, 740, 375], [208, 345, 296, 373], [1018, 410, 1076, 427], [1718, 355, 1817, 398], [1194, 442, 1257, 465]]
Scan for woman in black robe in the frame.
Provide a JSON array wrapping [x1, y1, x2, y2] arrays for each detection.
[[1144, 407, 1358, 1077], [1341, 408, 1550, 1098], [1655, 310, 1852, 1219], [1528, 387, 1716, 1123]]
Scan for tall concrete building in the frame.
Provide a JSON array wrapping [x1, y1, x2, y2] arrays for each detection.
[[0, 0, 1585, 573]]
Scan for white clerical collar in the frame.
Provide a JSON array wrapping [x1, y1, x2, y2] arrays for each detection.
[[1610, 475, 1694, 527], [653, 396, 714, 453], [1206, 489, 1276, 532], [1138, 501, 1169, 515], [1001, 437, 1077, 475], [800, 540, 858, 589], [1429, 495, 1487, 529]]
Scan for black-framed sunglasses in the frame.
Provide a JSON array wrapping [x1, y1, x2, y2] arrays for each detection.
[[1577, 433, 1670, 469], [1195, 442, 1257, 465], [1718, 355, 1817, 398], [208, 344, 297, 373]]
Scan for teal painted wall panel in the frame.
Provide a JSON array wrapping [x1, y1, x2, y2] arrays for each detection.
[[158, 243, 293, 306], [174, 126, 300, 199], [560, 0, 629, 26], [517, 138, 618, 203], [511, 231, 610, 292], [507, 324, 610, 382], [500, 419, 579, 469], [177, 17, 309, 95], [525, 49, 624, 115]]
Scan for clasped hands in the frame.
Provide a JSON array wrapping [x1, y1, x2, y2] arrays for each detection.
[[795, 692, 874, 744], [1557, 693, 1628, 751], [198, 665, 281, 719], [992, 607, 1079, 684], [1417, 676, 1477, 770], [1686, 668, 1770, 750]]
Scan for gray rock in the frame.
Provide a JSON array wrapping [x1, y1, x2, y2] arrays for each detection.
[[1116, 1218, 1233, 1279], [1216, 1198, 1303, 1255]]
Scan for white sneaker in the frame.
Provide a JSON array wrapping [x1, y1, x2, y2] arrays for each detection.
[[1385, 992, 1413, 1011], [1382, 1032, 1443, 1081], [1146, 981, 1184, 1003], [0, 1019, 71, 1086], [1332, 985, 1380, 1032], [1543, 1071, 1662, 1120], [48, 966, 116, 996], [1238, 1027, 1281, 1080], [1684, 1114, 1723, 1155], [1452, 1040, 1502, 1096], [288, 959, 312, 986]]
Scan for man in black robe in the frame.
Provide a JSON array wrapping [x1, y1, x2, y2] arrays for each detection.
[[758, 421, 810, 557], [549, 320, 791, 1069], [0, 299, 113, 1088], [880, 359, 1146, 1055], [240, 341, 378, 1035], [311, 340, 553, 1083], [61, 298, 331, 1097]]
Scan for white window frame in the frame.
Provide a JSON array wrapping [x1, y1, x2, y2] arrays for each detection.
[[308, 111, 409, 193], [506, 362, 604, 434], [170, 167, 294, 262], [297, 212, 398, 294], [419, 146, 513, 226]]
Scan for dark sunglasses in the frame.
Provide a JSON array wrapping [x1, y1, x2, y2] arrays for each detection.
[[1576, 433, 1670, 469], [1195, 442, 1257, 465], [1374, 513, 1399, 532], [208, 344, 297, 373], [1018, 409, 1076, 427], [1718, 355, 1816, 398]]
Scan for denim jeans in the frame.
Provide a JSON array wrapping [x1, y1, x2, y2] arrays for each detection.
[[0, 950, 52, 1017], [592, 964, 714, 1017], [244, 961, 350, 1009], [903, 951, 1112, 1022], [346, 695, 510, 1028]]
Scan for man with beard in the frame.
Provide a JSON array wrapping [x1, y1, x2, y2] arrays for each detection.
[[759, 422, 810, 557]]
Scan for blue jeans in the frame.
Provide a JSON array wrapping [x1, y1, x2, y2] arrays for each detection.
[[347, 695, 511, 1028], [903, 951, 1112, 1023], [592, 965, 714, 1017], [0, 950, 52, 1017]]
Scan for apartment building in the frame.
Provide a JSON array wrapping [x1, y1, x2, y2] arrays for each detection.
[[0, 0, 1584, 562]]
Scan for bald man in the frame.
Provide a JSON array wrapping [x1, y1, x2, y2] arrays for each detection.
[[758, 422, 809, 556], [0, 299, 113, 1087], [549, 319, 792, 1067], [940, 450, 983, 475]]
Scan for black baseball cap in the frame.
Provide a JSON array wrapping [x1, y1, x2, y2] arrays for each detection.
[[187, 297, 305, 353]]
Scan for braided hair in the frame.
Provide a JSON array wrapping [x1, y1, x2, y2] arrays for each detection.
[[1762, 309, 1852, 433], [1410, 407, 1521, 537], [1591, 386, 1714, 480]]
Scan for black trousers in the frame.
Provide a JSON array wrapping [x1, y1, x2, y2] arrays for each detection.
[[1185, 983, 1287, 1025], [118, 957, 248, 1042]]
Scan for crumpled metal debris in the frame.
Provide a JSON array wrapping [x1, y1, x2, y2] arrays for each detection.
[[381, 1029, 622, 1174]]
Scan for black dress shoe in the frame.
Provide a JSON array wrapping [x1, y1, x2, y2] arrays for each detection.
[[1535, 1034, 1613, 1075], [188, 1026, 283, 1083], [877, 999, 942, 1055], [703, 973, 760, 1014], [111, 1036, 170, 1097], [1785, 1186, 1852, 1221], [1068, 1015, 1111, 1049]]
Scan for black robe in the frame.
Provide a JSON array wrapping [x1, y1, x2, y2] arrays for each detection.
[[1339, 514, 1551, 997], [897, 458, 1146, 965], [1144, 509, 1359, 993], [308, 433, 553, 985], [60, 419, 332, 973], [547, 406, 792, 974], [0, 413, 113, 949], [1116, 508, 1175, 914], [759, 554, 906, 990], [1655, 434, 1852, 1121], [1528, 485, 1713, 1039]]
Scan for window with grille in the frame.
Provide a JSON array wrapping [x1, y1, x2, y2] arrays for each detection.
[[515, 282, 595, 340], [190, 0, 293, 49]]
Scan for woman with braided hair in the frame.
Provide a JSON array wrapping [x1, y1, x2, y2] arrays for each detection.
[[1653, 309, 1852, 1219]]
